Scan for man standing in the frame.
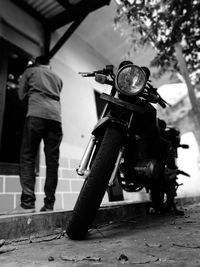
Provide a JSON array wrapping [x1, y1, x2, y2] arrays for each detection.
[[11, 56, 63, 214]]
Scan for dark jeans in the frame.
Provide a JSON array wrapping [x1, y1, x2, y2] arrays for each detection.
[[20, 116, 63, 209]]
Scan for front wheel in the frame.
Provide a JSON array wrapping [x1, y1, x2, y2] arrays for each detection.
[[66, 126, 125, 240]]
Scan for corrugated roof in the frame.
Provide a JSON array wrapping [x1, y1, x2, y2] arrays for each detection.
[[10, 0, 111, 57], [13, 0, 66, 19], [11, 0, 111, 26], [29, 0, 65, 19]]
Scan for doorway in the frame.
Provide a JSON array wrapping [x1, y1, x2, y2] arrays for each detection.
[[0, 40, 30, 174]]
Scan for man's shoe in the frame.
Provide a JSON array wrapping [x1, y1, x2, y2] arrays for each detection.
[[40, 206, 53, 212], [9, 205, 35, 215]]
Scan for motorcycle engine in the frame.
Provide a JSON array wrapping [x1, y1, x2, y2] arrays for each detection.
[[118, 159, 160, 192], [133, 159, 160, 179]]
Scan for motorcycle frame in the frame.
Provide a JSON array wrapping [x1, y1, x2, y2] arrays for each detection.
[[76, 72, 145, 177]]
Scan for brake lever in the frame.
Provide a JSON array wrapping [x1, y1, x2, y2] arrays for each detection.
[[158, 95, 171, 108]]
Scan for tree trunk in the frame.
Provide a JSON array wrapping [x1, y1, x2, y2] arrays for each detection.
[[174, 43, 200, 150], [175, 43, 200, 118]]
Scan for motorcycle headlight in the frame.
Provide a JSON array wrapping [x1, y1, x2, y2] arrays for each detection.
[[115, 64, 147, 96]]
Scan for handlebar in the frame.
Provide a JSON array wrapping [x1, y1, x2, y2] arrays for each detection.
[[78, 72, 96, 77], [79, 66, 169, 108], [146, 82, 169, 108], [158, 96, 168, 108], [79, 65, 114, 77]]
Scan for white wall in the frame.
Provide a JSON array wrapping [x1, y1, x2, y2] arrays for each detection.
[[177, 132, 200, 198], [50, 32, 113, 159]]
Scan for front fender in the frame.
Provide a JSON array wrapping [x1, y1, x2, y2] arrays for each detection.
[[92, 116, 128, 136]]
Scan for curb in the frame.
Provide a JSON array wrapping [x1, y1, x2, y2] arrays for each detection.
[[0, 196, 199, 242], [0, 201, 150, 242]]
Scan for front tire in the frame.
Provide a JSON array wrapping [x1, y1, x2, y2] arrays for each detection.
[[66, 126, 125, 240]]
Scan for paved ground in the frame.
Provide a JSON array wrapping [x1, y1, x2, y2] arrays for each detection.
[[1, 202, 200, 266]]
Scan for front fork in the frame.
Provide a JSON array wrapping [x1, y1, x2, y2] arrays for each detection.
[[77, 103, 110, 176], [77, 134, 125, 181], [108, 114, 133, 186], [76, 135, 97, 176], [77, 113, 133, 180], [108, 147, 124, 186]]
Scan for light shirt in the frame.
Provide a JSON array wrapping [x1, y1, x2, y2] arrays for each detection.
[[18, 65, 63, 123]]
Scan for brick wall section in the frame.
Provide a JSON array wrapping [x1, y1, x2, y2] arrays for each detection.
[[0, 156, 110, 213], [0, 157, 85, 212]]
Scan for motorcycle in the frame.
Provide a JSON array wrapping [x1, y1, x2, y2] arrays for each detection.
[[66, 61, 189, 240]]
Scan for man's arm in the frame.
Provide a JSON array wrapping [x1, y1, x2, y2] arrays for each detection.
[[60, 79, 63, 92], [18, 69, 30, 100]]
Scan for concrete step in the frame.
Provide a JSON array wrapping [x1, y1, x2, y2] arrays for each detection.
[[0, 197, 199, 242]]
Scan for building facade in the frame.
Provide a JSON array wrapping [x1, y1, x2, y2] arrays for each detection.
[[0, 0, 118, 212], [2, 0, 197, 214]]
